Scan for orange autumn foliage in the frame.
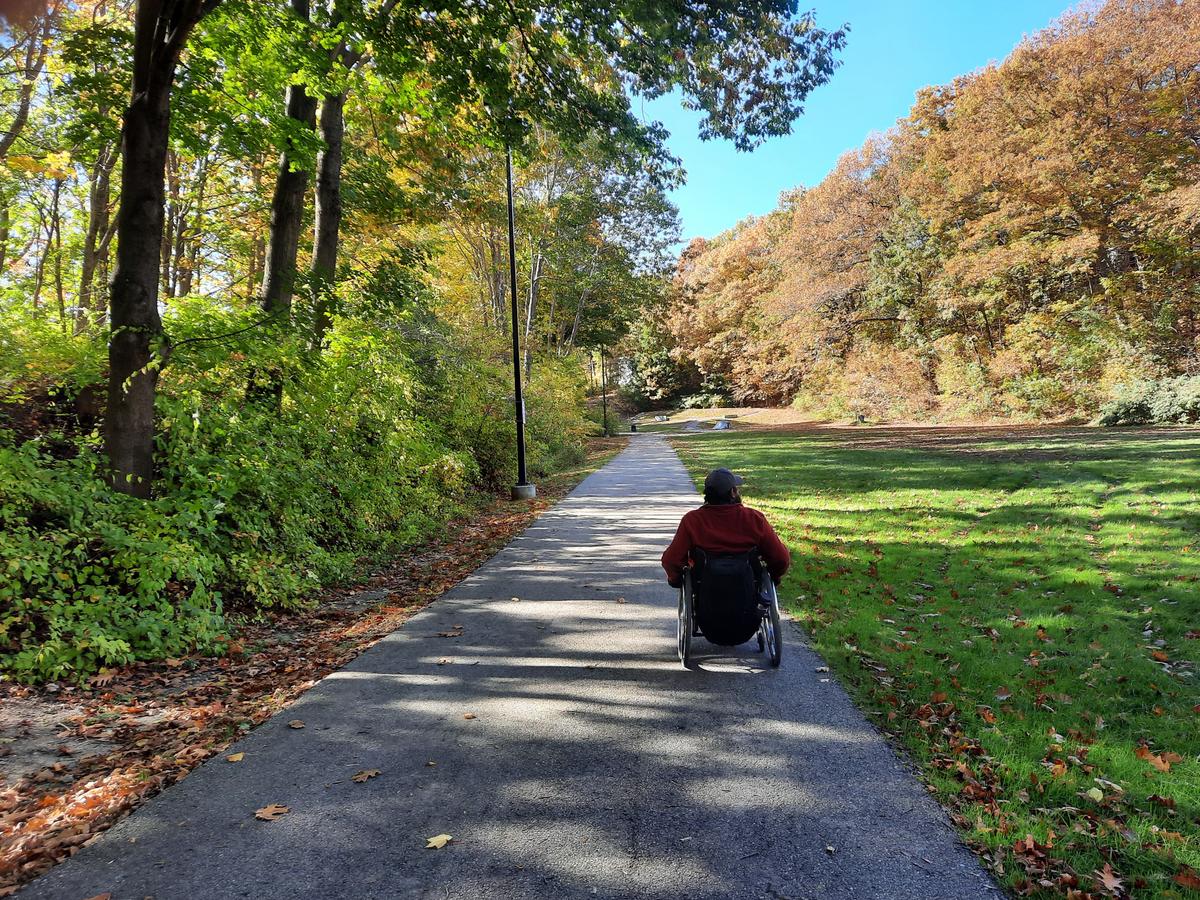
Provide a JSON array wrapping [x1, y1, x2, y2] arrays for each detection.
[[666, 0, 1200, 419]]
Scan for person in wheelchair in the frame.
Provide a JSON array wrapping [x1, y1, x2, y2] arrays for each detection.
[[661, 467, 791, 608], [662, 468, 792, 652]]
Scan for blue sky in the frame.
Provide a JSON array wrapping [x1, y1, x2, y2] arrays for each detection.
[[641, 0, 1073, 241]]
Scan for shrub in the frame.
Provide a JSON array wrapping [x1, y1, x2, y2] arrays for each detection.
[[0, 301, 592, 682], [0, 437, 227, 681], [1099, 376, 1200, 426], [679, 374, 732, 409]]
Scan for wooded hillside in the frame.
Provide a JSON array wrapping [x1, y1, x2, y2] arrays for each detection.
[[641, 0, 1200, 422]]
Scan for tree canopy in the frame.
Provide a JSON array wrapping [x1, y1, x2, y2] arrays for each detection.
[[0, 0, 844, 680]]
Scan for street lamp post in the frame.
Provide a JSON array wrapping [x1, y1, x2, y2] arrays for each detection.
[[506, 147, 535, 500]]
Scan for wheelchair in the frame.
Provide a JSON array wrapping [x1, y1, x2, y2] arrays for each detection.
[[677, 548, 782, 667]]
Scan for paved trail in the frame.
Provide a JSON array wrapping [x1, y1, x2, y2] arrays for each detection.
[[25, 436, 997, 900]]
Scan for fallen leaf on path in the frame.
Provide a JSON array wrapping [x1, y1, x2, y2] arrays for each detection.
[[82, 895, 111, 900], [352, 769, 381, 783], [463, 713, 477, 720], [426, 833, 453, 849], [1151, 650, 1169, 662], [436, 658, 452, 665], [616, 597, 626, 604], [288, 720, 305, 729], [226, 753, 244, 763], [255, 804, 290, 821], [88, 670, 115, 688]]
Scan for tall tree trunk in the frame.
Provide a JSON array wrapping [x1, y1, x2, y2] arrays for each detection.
[[51, 178, 65, 326], [247, 156, 266, 300], [107, 75, 172, 498], [0, 6, 54, 159], [182, 227, 200, 296], [566, 288, 591, 353], [171, 216, 187, 296], [105, 0, 219, 498], [178, 153, 210, 297], [523, 249, 541, 380], [0, 204, 8, 275], [79, 145, 116, 331], [310, 89, 345, 344], [31, 200, 48, 308], [260, 0, 318, 316], [160, 151, 180, 299], [490, 235, 506, 328]]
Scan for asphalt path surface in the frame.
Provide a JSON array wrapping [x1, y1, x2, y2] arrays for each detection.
[[23, 435, 998, 900]]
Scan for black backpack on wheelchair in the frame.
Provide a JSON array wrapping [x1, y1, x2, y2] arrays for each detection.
[[690, 548, 763, 646]]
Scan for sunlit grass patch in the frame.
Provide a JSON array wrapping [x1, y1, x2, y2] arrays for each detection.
[[672, 426, 1200, 897]]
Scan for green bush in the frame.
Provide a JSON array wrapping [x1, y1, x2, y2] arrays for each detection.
[[679, 374, 732, 409], [525, 361, 589, 474], [0, 437, 227, 680], [0, 299, 592, 682], [1098, 376, 1200, 426]]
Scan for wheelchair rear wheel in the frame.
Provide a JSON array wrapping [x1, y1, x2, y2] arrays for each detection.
[[678, 574, 694, 665], [759, 581, 783, 668]]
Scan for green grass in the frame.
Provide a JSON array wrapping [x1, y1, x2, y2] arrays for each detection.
[[671, 426, 1200, 898]]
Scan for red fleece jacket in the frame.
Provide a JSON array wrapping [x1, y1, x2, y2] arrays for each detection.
[[661, 502, 791, 585]]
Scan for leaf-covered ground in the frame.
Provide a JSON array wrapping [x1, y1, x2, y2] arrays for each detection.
[[0, 438, 628, 895], [672, 426, 1199, 898]]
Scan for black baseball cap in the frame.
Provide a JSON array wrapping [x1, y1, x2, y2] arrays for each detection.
[[704, 468, 744, 495]]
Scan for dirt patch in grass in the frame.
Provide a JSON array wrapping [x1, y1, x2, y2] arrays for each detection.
[[0, 437, 627, 894]]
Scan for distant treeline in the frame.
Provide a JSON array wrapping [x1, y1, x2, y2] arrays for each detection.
[[634, 0, 1200, 421]]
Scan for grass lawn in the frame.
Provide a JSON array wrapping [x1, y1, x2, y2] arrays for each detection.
[[671, 426, 1200, 898]]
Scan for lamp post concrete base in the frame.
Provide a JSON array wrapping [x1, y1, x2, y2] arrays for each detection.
[[512, 483, 537, 500]]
